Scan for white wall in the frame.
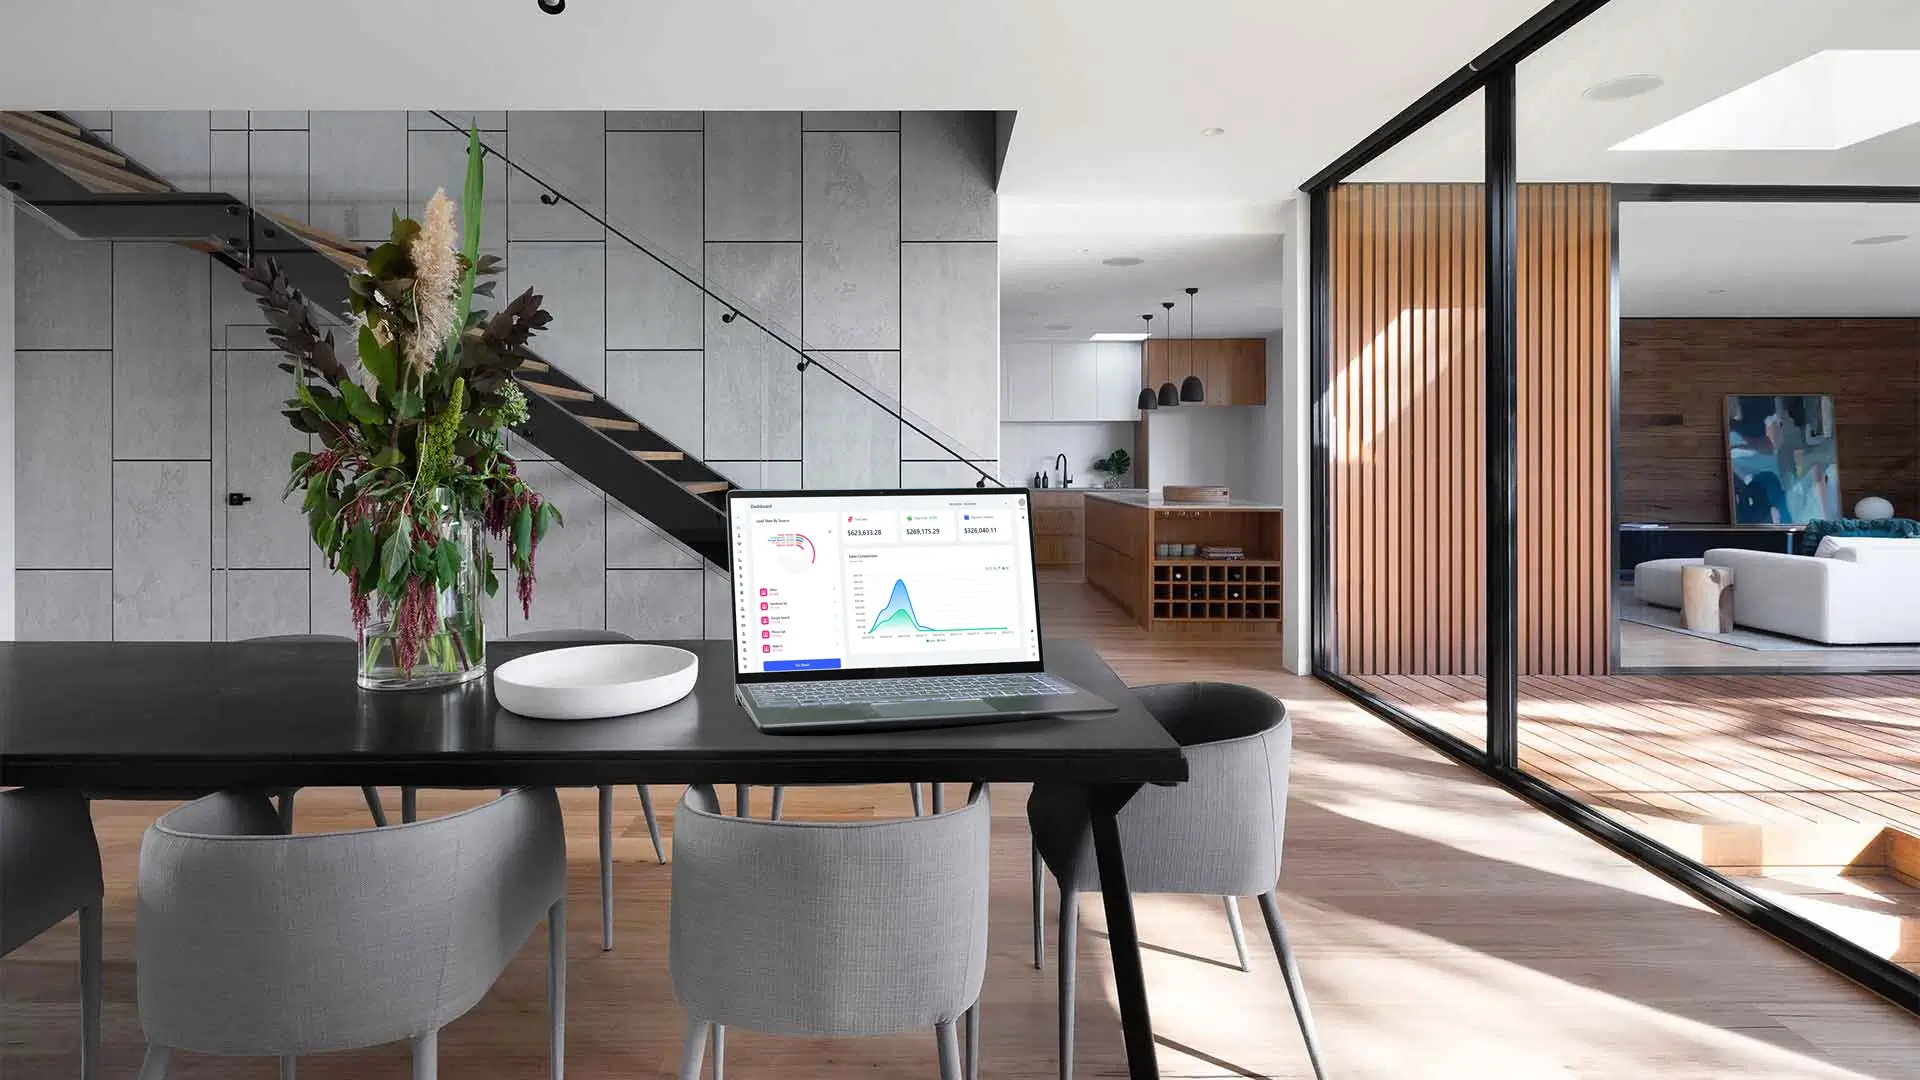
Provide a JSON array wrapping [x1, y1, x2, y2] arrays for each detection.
[[1001, 421, 1136, 486], [1145, 406, 1262, 495], [1250, 329, 1289, 506], [1278, 212, 1310, 673], [1, 193, 14, 640]]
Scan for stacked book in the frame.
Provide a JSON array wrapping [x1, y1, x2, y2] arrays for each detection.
[[1200, 545, 1245, 560]]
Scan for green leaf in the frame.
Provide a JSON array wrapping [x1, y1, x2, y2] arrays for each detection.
[[348, 522, 376, 577], [394, 391, 425, 420], [290, 450, 314, 474], [482, 547, 499, 596], [380, 526, 414, 584], [358, 325, 398, 393], [435, 539, 460, 589], [446, 126, 487, 367], [339, 381, 386, 424], [534, 500, 560, 542], [372, 445, 403, 469], [512, 504, 533, 561]]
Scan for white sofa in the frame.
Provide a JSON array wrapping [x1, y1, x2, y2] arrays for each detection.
[[1703, 539, 1920, 645]]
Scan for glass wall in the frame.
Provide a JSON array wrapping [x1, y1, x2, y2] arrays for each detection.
[[1321, 92, 1489, 749], [1512, 0, 1920, 972]]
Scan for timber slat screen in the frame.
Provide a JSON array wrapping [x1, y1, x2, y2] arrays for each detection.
[[1328, 182, 1609, 678]]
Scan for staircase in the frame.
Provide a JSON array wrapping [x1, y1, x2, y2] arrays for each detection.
[[3, 110, 990, 572]]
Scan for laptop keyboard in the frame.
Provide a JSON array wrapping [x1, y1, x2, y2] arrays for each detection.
[[748, 673, 1078, 709]]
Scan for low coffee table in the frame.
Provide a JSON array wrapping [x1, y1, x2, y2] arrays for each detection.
[[1680, 564, 1735, 633]]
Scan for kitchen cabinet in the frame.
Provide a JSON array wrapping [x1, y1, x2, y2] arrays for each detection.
[[1030, 490, 1086, 574], [1050, 343, 1098, 420], [1002, 340, 1143, 421], [1142, 339, 1266, 406], [1094, 342, 1141, 420], [1003, 342, 1053, 420]]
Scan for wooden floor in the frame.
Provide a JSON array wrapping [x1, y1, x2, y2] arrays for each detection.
[[1350, 672, 1920, 835], [5, 586, 1918, 1079]]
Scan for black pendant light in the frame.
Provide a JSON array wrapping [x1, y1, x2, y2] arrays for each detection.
[[1180, 286, 1206, 402], [1156, 301, 1181, 407], [1135, 313, 1159, 411]]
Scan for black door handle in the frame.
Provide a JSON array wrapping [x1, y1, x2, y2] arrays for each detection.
[[227, 492, 253, 506]]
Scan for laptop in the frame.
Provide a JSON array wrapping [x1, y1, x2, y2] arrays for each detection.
[[726, 488, 1117, 733]]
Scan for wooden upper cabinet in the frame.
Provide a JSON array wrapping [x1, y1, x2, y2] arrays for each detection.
[[1142, 339, 1265, 405]]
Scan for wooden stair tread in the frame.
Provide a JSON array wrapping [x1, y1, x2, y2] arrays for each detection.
[[519, 379, 595, 402], [680, 481, 729, 495], [630, 450, 686, 462], [4, 128, 171, 195], [16, 111, 84, 137], [0, 113, 128, 169], [261, 210, 369, 258], [578, 415, 639, 432], [518, 359, 550, 373]]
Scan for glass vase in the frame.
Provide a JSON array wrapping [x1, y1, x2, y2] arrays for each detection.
[[356, 490, 488, 691]]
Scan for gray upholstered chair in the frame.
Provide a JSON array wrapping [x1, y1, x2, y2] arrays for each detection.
[[241, 634, 391, 829], [1028, 682, 1328, 1080], [134, 788, 567, 1080], [670, 783, 990, 1080], [0, 789, 104, 1080]]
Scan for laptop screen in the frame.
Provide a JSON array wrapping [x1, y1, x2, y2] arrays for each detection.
[[727, 489, 1043, 681]]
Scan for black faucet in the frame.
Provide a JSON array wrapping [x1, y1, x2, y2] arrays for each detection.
[[1054, 452, 1071, 488]]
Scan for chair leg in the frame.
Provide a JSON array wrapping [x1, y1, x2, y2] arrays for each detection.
[[1224, 895, 1251, 972], [677, 1019, 709, 1080], [277, 789, 296, 833], [935, 1020, 963, 1080], [401, 787, 418, 823], [79, 902, 102, 1080], [411, 1032, 436, 1080], [1030, 841, 1045, 969], [136, 1044, 169, 1080], [1058, 888, 1080, 1080], [734, 785, 749, 818], [964, 1002, 981, 1080], [931, 783, 946, 814], [548, 898, 567, 1080], [279, 1055, 296, 1080], [1259, 892, 1329, 1080], [598, 786, 615, 951], [637, 785, 665, 862], [712, 1023, 726, 1080], [362, 786, 389, 826], [769, 786, 786, 821], [910, 783, 924, 816]]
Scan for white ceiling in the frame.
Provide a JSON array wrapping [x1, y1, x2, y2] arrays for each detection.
[[1619, 202, 1920, 317], [1356, 0, 1920, 185], [1000, 232, 1288, 341], [0, 0, 1544, 200]]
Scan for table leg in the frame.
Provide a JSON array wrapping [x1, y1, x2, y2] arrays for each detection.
[[1090, 783, 1158, 1080]]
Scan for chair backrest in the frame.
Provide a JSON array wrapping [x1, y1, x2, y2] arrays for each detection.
[[1120, 682, 1291, 896], [669, 784, 990, 1037], [137, 788, 565, 1055], [0, 789, 103, 956]]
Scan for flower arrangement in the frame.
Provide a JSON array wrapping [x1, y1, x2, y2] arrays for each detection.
[[240, 130, 560, 683]]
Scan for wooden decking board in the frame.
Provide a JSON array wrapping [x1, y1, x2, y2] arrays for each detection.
[[1353, 672, 1920, 838]]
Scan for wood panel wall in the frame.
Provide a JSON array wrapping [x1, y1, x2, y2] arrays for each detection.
[[1618, 319, 1920, 522], [1328, 183, 1610, 676]]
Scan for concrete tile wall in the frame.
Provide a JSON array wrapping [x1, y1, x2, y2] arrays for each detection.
[[15, 110, 998, 640]]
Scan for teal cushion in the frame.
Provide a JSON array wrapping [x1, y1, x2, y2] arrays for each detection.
[[1799, 517, 1920, 555]]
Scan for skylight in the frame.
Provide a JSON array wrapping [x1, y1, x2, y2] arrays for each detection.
[[1612, 50, 1920, 152]]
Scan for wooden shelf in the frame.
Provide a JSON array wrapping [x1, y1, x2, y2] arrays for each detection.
[[1150, 561, 1281, 622]]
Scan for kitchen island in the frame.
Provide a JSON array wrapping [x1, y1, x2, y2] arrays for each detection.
[[1082, 491, 1284, 635]]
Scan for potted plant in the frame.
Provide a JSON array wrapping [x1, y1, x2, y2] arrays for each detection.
[[1089, 448, 1132, 488], [242, 130, 559, 690]]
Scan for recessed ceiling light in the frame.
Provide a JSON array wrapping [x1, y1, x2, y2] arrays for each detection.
[[1045, 322, 1074, 331], [1090, 331, 1151, 342], [1614, 50, 1920, 151], [1201, 127, 1226, 137], [1101, 256, 1145, 267], [1706, 288, 1728, 295], [1853, 233, 1910, 246], [1043, 283, 1064, 291], [1582, 74, 1664, 102]]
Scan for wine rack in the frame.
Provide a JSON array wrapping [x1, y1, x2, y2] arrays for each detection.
[[1150, 560, 1282, 622]]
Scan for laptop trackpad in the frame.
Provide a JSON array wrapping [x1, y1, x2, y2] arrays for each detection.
[[873, 700, 987, 718]]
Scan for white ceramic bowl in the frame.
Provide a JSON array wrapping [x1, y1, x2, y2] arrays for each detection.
[[493, 643, 700, 720]]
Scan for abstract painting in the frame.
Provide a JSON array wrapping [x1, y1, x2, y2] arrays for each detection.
[[1725, 394, 1841, 525]]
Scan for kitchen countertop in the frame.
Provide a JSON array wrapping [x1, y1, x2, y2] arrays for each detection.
[[1083, 490, 1283, 511]]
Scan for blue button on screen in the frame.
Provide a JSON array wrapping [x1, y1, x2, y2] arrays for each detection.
[[765, 658, 842, 672]]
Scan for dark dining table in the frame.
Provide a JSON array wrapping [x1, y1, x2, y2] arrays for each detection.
[[0, 636, 1186, 1079]]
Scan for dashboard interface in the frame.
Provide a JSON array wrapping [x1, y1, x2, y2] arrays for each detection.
[[728, 491, 1041, 677]]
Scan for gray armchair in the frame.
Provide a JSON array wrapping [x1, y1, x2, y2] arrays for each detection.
[[134, 788, 567, 1080], [0, 789, 104, 1080], [1028, 682, 1328, 1080], [669, 783, 990, 1080]]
